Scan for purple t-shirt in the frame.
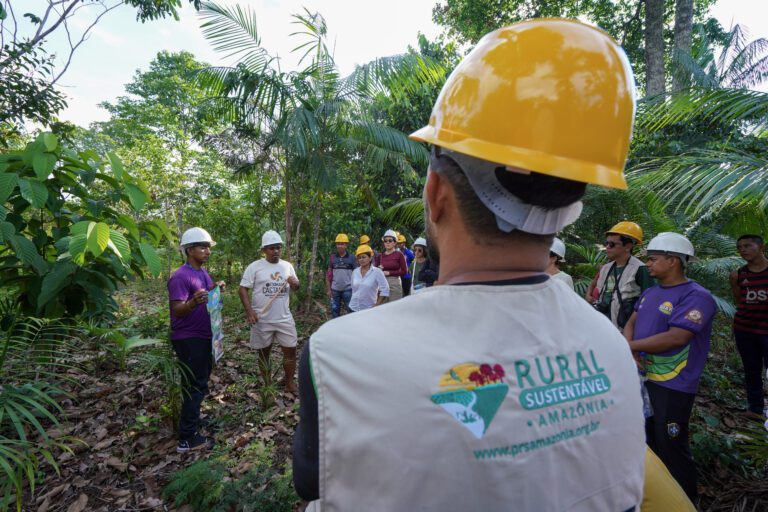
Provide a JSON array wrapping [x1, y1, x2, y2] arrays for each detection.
[[168, 264, 213, 341], [633, 281, 716, 393]]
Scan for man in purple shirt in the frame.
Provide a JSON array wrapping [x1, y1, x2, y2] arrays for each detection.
[[623, 232, 716, 501], [168, 227, 225, 453]]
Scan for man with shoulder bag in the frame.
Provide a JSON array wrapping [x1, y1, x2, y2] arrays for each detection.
[[588, 221, 654, 331]]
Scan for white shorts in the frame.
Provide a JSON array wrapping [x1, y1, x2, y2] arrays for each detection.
[[249, 320, 297, 349]]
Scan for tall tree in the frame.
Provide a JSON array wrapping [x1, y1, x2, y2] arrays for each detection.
[[672, 0, 694, 91], [645, 0, 666, 96]]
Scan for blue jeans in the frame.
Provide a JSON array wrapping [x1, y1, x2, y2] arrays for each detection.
[[331, 289, 352, 318]]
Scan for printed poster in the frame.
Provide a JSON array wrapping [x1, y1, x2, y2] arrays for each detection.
[[207, 286, 224, 362]]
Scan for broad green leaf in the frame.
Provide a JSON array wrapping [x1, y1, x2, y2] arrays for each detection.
[[32, 153, 56, 179], [18, 179, 48, 208], [108, 152, 124, 180], [9, 235, 47, 274], [70, 220, 93, 237], [41, 133, 58, 152], [151, 218, 174, 242], [0, 172, 18, 204], [87, 222, 110, 257], [0, 220, 16, 243], [116, 214, 140, 239], [37, 261, 77, 312], [108, 230, 131, 262], [125, 183, 147, 211], [140, 243, 162, 276], [68, 234, 87, 265]]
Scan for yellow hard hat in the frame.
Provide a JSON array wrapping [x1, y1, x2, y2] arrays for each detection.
[[606, 221, 643, 244], [360, 234, 371, 244], [410, 19, 635, 190], [397, 234, 406, 243], [335, 233, 349, 244], [355, 244, 373, 257]]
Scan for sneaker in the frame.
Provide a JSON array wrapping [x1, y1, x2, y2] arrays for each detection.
[[177, 433, 215, 453]]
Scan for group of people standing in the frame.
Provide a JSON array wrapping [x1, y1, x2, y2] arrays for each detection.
[[326, 230, 438, 316], [164, 18, 768, 511]]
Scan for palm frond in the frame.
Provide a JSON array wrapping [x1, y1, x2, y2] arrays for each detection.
[[199, 2, 271, 71], [630, 149, 768, 216], [382, 197, 425, 226]]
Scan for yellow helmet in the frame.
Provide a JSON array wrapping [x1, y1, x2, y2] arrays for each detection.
[[355, 244, 373, 257], [410, 19, 635, 190], [335, 233, 350, 244], [360, 234, 371, 244], [397, 233, 406, 243], [607, 221, 643, 244]]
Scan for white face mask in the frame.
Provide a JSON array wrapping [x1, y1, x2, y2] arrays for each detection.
[[440, 149, 583, 235]]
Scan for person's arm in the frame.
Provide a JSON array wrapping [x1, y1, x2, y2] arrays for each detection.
[[729, 270, 740, 304], [170, 289, 207, 318], [288, 264, 300, 291], [293, 342, 319, 501], [239, 286, 258, 324], [585, 271, 599, 304], [377, 269, 390, 304], [630, 327, 694, 353]]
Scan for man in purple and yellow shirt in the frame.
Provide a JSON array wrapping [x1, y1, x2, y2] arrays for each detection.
[[624, 233, 716, 502], [168, 227, 225, 453]]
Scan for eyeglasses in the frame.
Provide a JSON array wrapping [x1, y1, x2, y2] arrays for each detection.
[[383, 239, 396, 243], [604, 241, 620, 248], [414, 248, 424, 252]]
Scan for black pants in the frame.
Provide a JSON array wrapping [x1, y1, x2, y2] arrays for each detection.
[[645, 382, 697, 501], [401, 277, 412, 297], [172, 337, 212, 440], [734, 329, 768, 414]]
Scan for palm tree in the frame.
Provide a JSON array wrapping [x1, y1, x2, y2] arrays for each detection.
[[196, 2, 442, 310]]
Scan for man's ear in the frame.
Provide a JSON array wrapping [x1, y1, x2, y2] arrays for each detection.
[[425, 168, 450, 223]]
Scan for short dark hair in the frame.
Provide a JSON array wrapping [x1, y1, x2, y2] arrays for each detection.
[[737, 234, 764, 245], [430, 147, 587, 246]]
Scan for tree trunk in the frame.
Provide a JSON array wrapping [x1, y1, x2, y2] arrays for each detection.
[[645, 0, 666, 97], [303, 197, 322, 313], [672, 0, 694, 91], [283, 165, 294, 262]]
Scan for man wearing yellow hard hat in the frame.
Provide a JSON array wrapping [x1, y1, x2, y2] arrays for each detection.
[[588, 221, 655, 331], [326, 233, 357, 318], [294, 20, 645, 510]]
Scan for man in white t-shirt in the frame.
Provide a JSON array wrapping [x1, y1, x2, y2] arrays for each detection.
[[239, 230, 300, 392], [293, 20, 646, 512]]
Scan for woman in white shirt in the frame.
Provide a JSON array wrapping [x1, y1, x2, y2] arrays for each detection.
[[547, 237, 574, 290], [350, 244, 389, 312]]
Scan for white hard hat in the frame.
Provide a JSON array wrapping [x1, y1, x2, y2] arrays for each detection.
[[382, 229, 398, 240], [646, 232, 695, 264], [413, 237, 427, 247], [180, 227, 216, 248], [550, 237, 566, 261], [261, 230, 284, 248]]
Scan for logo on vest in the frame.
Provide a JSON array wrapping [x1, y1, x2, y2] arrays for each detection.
[[431, 363, 509, 439], [658, 301, 673, 315]]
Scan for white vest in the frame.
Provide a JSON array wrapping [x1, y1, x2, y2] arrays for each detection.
[[309, 279, 645, 512], [596, 256, 645, 327]]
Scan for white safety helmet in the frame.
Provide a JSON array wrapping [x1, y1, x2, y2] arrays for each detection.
[[382, 229, 398, 241], [180, 227, 216, 249], [646, 232, 695, 266], [413, 237, 427, 248], [261, 230, 284, 248], [550, 237, 566, 262]]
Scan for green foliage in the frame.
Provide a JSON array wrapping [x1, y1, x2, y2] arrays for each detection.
[[138, 341, 186, 427], [163, 446, 299, 512], [0, 316, 78, 511], [0, 133, 169, 320]]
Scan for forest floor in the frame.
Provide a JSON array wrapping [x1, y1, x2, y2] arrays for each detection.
[[21, 279, 768, 512]]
